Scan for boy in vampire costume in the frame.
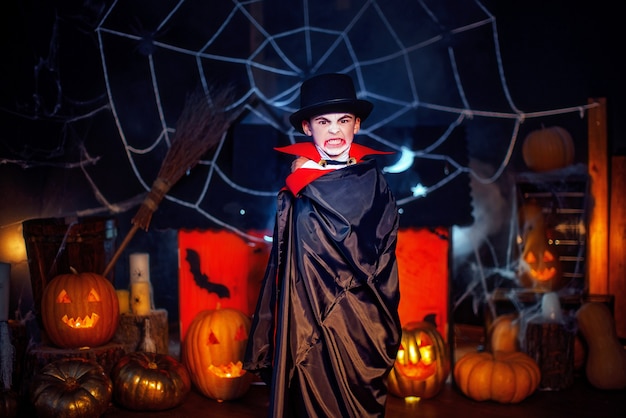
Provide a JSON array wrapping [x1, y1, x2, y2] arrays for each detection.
[[244, 73, 401, 417]]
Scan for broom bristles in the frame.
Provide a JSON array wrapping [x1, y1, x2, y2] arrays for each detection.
[[102, 84, 240, 278], [132, 85, 235, 230]]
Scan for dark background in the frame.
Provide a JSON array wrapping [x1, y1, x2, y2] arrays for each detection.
[[0, 0, 622, 326]]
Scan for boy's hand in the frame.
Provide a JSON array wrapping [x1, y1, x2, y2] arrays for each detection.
[[292, 156, 310, 172]]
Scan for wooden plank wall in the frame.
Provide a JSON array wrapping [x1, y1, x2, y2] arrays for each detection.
[[610, 156, 626, 339], [587, 98, 609, 295], [587, 97, 626, 339]]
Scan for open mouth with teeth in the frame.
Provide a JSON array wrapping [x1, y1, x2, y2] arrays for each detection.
[[61, 313, 100, 328], [325, 138, 344, 146]]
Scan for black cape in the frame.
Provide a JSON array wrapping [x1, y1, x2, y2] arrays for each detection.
[[244, 157, 401, 418]]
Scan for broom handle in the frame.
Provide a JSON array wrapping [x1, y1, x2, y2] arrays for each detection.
[[102, 223, 141, 278], [101, 93, 249, 279]]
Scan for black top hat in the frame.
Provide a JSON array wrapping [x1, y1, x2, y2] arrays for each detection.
[[289, 73, 374, 133]]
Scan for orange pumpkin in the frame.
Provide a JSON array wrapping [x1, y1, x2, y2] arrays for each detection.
[[387, 321, 450, 399], [41, 269, 119, 348], [517, 203, 563, 291], [182, 307, 253, 401], [576, 302, 626, 389], [522, 126, 575, 172], [454, 350, 540, 403], [487, 314, 520, 353], [573, 334, 586, 371]]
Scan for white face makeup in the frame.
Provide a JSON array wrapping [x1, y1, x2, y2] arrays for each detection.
[[302, 113, 361, 158]]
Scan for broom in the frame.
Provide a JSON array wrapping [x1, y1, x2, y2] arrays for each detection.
[[102, 85, 238, 277]]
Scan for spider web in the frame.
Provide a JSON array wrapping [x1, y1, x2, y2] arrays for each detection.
[[90, 0, 595, 239], [1, 0, 597, 321]]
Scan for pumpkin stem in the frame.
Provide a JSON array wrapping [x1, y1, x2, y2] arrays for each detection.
[[69, 266, 78, 274], [64, 376, 80, 391]]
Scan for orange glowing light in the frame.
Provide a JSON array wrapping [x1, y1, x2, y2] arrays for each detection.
[[396, 228, 449, 340], [529, 267, 557, 281], [524, 250, 558, 282], [0, 224, 27, 263], [208, 361, 246, 378], [61, 312, 100, 328]]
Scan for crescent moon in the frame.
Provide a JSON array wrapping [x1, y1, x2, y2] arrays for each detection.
[[383, 147, 414, 173]]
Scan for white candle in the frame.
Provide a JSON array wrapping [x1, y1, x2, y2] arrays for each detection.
[[130, 253, 150, 283], [130, 282, 151, 315], [0, 262, 10, 321], [541, 292, 563, 323]]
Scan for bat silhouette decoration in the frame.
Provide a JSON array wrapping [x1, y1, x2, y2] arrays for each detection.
[[423, 313, 437, 328], [184, 248, 231, 299]]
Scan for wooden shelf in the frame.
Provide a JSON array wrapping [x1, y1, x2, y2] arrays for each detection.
[[515, 164, 590, 292]]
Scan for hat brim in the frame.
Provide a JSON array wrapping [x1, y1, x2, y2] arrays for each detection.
[[289, 99, 373, 133]]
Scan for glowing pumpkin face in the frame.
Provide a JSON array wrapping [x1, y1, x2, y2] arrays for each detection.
[[523, 248, 559, 281], [395, 328, 437, 380], [41, 270, 119, 348], [182, 308, 254, 401], [387, 321, 450, 399], [55, 287, 102, 328], [517, 203, 563, 291]]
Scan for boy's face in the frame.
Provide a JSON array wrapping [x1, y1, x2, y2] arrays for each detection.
[[302, 112, 361, 157]]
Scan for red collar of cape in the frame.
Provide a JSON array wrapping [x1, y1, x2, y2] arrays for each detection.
[[275, 142, 393, 195]]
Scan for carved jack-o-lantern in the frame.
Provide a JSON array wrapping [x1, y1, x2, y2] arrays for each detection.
[[182, 307, 253, 402], [41, 269, 120, 348], [517, 203, 563, 291], [387, 321, 450, 399]]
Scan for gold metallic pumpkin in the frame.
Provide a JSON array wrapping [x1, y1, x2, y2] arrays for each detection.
[[30, 357, 113, 418], [111, 351, 191, 411]]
